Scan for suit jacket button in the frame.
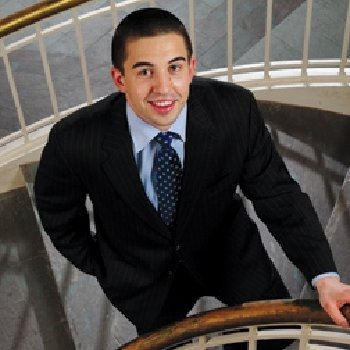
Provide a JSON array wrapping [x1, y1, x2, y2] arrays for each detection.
[[175, 244, 181, 252], [168, 270, 174, 277]]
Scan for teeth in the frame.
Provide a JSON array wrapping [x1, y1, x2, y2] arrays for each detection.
[[152, 100, 173, 107]]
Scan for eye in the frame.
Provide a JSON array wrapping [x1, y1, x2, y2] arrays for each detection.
[[137, 68, 152, 77], [169, 63, 182, 73]]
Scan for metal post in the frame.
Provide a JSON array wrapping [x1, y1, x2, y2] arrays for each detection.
[[72, 7, 93, 105], [264, 0, 273, 79], [302, 0, 313, 77], [35, 23, 60, 120], [189, 0, 196, 56], [340, 0, 350, 75], [227, 0, 233, 82], [0, 39, 29, 142], [110, 0, 118, 29]]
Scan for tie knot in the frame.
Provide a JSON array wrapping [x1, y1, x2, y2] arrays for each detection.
[[155, 132, 179, 148]]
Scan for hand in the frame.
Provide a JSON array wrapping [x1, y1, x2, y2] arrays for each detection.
[[315, 276, 350, 328]]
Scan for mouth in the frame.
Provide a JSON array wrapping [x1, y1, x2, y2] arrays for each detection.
[[148, 100, 176, 114]]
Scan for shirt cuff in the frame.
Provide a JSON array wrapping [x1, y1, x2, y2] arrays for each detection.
[[311, 272, 340, 287]]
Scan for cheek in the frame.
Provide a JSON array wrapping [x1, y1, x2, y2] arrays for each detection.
[[126, 85, 146, 103], [172, 72, 191, 86], [173, 78, 190, 96]]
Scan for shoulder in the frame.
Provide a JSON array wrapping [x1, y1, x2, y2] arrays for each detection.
[[51, 92, 124, 137], [189, 76, 256, 124], [190, 76, 253, 102], [42, 92, 126, 165]]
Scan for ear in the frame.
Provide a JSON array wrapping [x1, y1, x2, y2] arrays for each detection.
[[189, 56, 196, 82], [111, 67, 126, 92]]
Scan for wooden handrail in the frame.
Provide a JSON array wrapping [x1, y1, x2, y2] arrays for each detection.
[[0, 0, 92, 38], [120, 299, 350, 350]]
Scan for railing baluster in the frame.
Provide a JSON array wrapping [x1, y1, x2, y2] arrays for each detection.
[[227, 0, 233, 82], [35, 23, 60, 121], [248, 326, 257, 350], [110, 0, 118, 30], [0, 39, 29, 142], [264, 0, 273, 79], [299, 324, 311, 350], [188, 0, 196, 57], [72, 7, 93, 105], [302, 0, 313, 78], [340, 0, 350, 75], [197, 335, 207, 348]]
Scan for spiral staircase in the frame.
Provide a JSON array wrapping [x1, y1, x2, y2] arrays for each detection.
[[0, 1, 350, 349]]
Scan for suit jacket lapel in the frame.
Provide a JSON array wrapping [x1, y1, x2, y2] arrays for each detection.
[[101, 95, 170, 239], [176, 90, 215, 238]]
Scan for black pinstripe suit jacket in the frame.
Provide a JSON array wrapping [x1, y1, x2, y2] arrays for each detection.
[[34, 77, 336, 328]]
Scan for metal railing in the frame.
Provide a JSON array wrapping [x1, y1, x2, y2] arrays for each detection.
[[0, 0, 154, 164], [0, 0, 349, 166], [120, 300, 350, 350], [0, 0, 92, 38], [1, 2, 350, 349]]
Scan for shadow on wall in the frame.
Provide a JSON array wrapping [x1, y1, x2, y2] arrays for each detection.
[[255, 101, 350, 298]]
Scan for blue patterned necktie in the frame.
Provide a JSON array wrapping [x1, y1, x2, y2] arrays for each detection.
[[154, 132, 183, 227]]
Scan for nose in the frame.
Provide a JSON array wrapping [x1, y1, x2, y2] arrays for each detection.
[[152, 70, 172, 94]]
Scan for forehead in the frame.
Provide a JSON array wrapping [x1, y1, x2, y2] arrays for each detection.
[[124, 33, 188, 64]]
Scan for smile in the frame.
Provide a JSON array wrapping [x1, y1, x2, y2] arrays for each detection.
[[148, 100, 176, 114], [149, 100, 174, 107]]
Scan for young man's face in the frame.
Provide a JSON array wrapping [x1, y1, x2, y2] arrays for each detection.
[[111, 33, 196, 131]]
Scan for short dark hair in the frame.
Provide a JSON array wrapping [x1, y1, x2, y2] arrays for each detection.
[[111, 7, 193, 74]]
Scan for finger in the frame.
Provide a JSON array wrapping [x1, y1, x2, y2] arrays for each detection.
[[326, 304, 349, 328], [340, 303, 350, 325]]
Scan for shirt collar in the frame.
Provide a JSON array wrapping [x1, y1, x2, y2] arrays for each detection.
[[126, 103, 187, 153]]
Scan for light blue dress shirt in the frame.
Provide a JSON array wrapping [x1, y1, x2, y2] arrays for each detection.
[[125, 103, 338, 286], [126, 103, 186, 210]]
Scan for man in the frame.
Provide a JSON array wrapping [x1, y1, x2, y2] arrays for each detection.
[[34, 7, 350, 347]]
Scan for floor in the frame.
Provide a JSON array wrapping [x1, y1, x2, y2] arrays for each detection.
[[0, 1, 350, 349]]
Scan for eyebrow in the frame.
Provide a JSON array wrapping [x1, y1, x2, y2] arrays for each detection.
[[132, 62, 153, 69], [131, 56, 187, 69], [169, 56, 187, 64]]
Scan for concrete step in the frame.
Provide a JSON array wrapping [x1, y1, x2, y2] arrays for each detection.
[[0, 180, 74, 350], [20, 162, 137, 349]]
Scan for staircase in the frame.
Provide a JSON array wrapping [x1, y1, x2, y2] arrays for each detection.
[[1, 0, 350, 349], [1, 100, 349, 349]]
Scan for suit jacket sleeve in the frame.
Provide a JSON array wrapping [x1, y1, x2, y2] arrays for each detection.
[[239, 92, 337, 284], [34, 123, 100, 276]]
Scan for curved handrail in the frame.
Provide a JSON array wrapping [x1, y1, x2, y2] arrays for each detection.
[[0, 0, 92, 38], [0, 0, 349, 170], [120, 300, 350, 350]]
